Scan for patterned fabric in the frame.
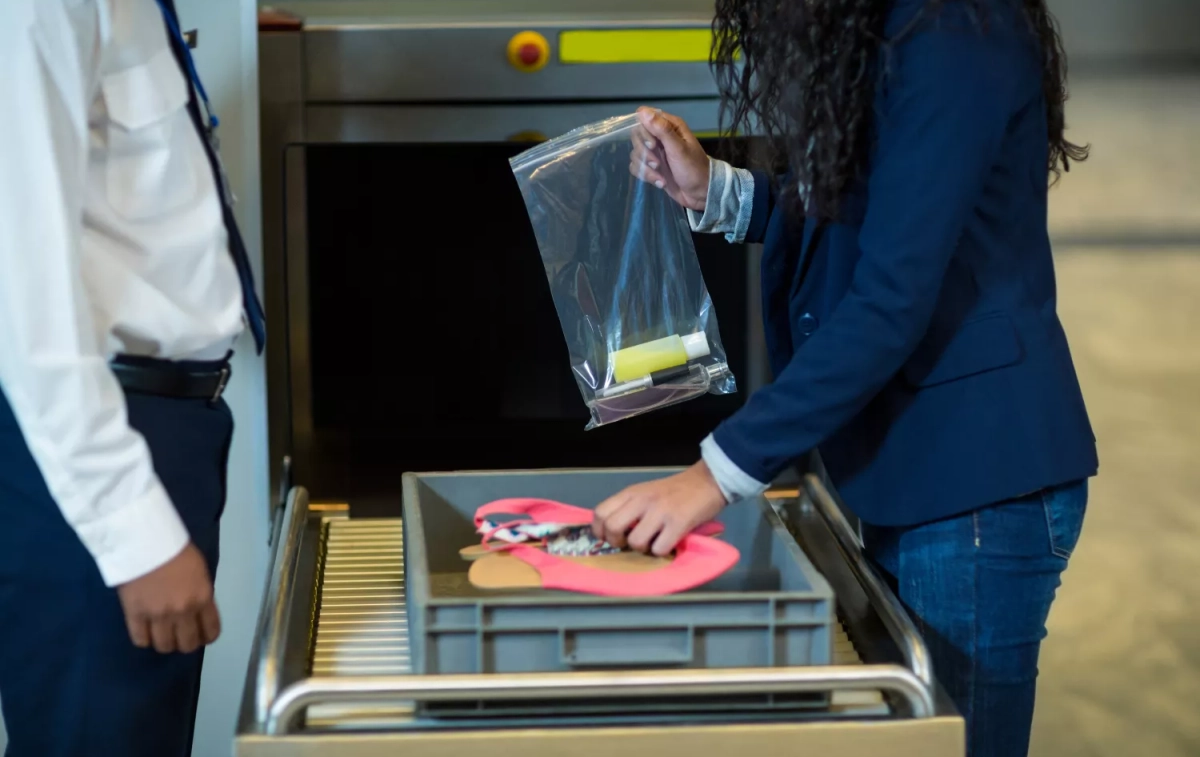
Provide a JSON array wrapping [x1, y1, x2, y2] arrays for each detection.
[[545, 525, 621, 556], [478, 518, 568, 543], [477, 518, 619, 556]]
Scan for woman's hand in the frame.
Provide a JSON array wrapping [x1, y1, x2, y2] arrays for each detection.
[[629, 107, 711, 212], [592, 461, 726, 557]]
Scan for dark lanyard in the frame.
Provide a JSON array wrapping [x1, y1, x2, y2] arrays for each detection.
[[153, 0, 236, 204], [154, 0, 218, 139]]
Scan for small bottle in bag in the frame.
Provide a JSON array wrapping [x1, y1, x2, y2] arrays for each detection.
[[510, 114, 736, 428]]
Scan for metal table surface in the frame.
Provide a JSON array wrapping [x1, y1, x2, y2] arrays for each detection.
[[263, 0, 716, 27], [235, 474, 965, 756]]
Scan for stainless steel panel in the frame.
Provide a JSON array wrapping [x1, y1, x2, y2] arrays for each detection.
[[238, 718, 965, 757], [303, 100, 723, 144], [302, 25, 719, 103], [239, 488, 335, 734], [274, 0, 1200, 66], [266, 0, 718, 25], [272, 0, 724, 102], [282, 146, 316, 491], [259, 30, 307, 508], [267, 666, 934, 735]]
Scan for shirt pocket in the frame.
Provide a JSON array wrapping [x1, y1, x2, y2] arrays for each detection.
[[100, 46, 199, 221], [900, 312, 1024, 388]]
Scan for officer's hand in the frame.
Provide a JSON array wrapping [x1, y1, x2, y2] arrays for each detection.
[[116, 543, 221, 654], [628, 106, 711, 212]]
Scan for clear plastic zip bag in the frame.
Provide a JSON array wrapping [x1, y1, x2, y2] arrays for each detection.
[[510, 113, 736, 429]]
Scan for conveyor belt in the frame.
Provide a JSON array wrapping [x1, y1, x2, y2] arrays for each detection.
[[311, 519, 409, 678], [305, 518, 886, 728]]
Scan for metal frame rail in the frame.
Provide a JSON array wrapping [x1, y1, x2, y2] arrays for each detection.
[[243, 473, 941, 736]]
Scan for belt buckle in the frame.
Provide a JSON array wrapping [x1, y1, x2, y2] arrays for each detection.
[[211, 365, 231, 403]]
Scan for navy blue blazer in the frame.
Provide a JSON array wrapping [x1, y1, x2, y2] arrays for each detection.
[[710, 0, 1098, 527]]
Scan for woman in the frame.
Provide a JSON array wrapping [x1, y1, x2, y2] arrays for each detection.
[[592, 0, 1097, 754]]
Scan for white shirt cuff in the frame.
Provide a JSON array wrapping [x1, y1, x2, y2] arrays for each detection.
[[700, 433, 770, 504], [686, 158, 755, 243], [74, 483, 191, 587], [685, 157, 724, 232]]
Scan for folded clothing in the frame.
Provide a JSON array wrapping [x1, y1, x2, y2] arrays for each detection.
[[470, 498, 739, 597]]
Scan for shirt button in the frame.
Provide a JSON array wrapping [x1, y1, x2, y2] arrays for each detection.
[[798, 313, 819, 336]]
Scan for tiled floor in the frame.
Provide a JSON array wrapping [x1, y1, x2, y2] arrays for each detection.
[[1029, 72, 1200, 757]]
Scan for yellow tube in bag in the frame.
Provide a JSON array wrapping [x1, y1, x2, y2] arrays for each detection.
[[610, 332, 711, 383]]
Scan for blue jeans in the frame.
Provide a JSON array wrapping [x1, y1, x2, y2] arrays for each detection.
[[861, 480, 1088, 757]]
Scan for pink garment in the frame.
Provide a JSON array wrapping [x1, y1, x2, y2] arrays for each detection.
[[475, 498, 594, 528], [472, 498, 739, 597]]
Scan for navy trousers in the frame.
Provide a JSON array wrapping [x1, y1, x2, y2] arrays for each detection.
[[862, 480, 1088, 757], [0, 386, 232, 757]]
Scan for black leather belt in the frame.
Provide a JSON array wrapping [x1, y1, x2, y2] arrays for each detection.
[[110, 354, 232, 402]]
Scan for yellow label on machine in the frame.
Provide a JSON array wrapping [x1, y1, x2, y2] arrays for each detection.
[[558, 29, 713, 64]]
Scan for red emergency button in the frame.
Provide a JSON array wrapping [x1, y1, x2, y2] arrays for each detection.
[[518, 43, 542, 66], [508, 31, 550, 72]]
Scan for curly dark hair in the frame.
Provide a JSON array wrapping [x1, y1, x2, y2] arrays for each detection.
[[711, 0, 1089, 221]]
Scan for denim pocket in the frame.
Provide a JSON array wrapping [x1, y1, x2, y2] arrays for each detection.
[[1042, 480, 1089, 559]]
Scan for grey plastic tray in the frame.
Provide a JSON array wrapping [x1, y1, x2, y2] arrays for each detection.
[[403, 468, 835, 681]]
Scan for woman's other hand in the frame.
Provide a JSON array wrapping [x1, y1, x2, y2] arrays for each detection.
[[592, 461, 726, 557], [629, 107, 711, 212]]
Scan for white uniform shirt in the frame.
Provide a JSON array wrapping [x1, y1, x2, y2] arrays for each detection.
[[0, 0, 244, 587]]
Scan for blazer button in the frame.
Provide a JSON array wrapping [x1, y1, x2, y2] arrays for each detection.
[[798, 313, 819, 336]]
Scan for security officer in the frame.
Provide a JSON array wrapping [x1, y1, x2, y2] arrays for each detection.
[[0, 1, 265, 755]]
